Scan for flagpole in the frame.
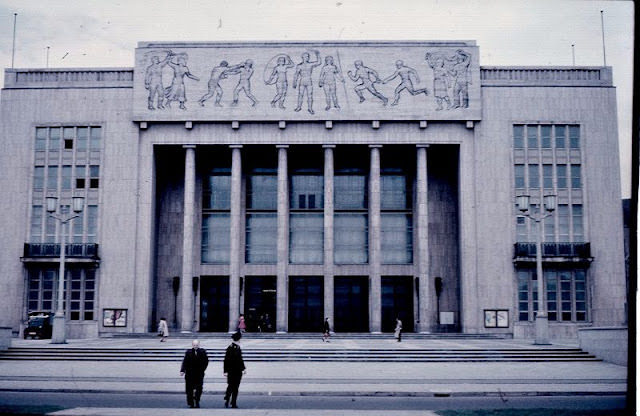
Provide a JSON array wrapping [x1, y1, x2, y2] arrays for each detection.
[[600, 10, 607, 67], [11, 13, 17, 68]]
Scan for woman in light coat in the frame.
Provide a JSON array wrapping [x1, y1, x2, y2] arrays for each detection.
[[159, 317, 169, 342]]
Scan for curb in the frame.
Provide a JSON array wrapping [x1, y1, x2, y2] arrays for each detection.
[[0, 388, 627, 397]]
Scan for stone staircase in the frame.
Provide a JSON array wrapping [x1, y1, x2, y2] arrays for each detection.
[[0, 335, 601, 363]]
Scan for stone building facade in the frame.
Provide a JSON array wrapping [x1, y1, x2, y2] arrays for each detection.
[[0, 41, 626, 338]]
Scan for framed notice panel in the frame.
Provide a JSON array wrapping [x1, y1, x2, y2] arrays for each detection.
[[103, 309, 128, 327], [484, 309, 509, 328]]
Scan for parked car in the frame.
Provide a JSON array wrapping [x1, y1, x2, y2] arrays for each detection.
[[24, 312, 53, 339]]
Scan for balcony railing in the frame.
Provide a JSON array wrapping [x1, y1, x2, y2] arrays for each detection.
[[514, 242, 591, 259], [23, 243, 100, 259]]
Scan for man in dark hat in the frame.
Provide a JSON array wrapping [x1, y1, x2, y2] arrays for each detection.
[[223, 331, 246, 408], [180, 339, 209, 408]]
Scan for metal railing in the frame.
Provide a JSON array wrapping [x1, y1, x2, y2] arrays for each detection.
[[23, 243, 99, 259], [514, 242, 591, 259]]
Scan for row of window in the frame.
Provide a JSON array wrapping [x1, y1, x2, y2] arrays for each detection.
[[202, 168, 413, 265], [517, 269, 587, 322], [516, 204, 583, 243], [204, 173, 411, 211], [35, 126, 102, 152], [513, 124, 580, 150], [30, 204, 99, 243], [27, 268, 95, 321], [514, 164, 581, 189], [33, 165, 100, 190]]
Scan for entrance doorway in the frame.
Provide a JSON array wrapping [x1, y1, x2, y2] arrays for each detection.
[[289, 276, 324, 332], [199, 276, 229, 332], [381, 276, 414, 332], [334, 276, 369, 332], [244, 276, 276, 332]]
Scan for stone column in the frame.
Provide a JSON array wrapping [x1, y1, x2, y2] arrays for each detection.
[[369, 145, 382, 333], [180, 145, 196, 332], [228, 145, 242, 332], [416, 145, 430, 333], [323, 145, 335, 326], [276, 145, 289, 332]]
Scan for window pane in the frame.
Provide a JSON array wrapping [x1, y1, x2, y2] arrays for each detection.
[[569, 125, 580, 149], [571, 165, 581, 188], [572, 205, 583, 242], [381, 175, 408, 210], [515, 165, 525, 188], [555, 125, 566, 148], [528, 164, 539, 188], [381, 213, 412, 264], [556, 165, 567, 188], [335, 175, 367, 210], [76, 127, 88, 151], [31, 206, 43, 242], [334, 213, 368, 264], [47, 166, 58, 190], [513, 125, 524, 149], [36, 128, 47, 150], [543, 164, 553, 189], [289, 214, 323, 264], [248, 175, 277, 210], [34, 166, 45, 190], [204, 175, 231, 210], [246, 214, 277, 263], [557, 205, 569, 242], [527, 126, 538, 149], [90, 127, 101, 151], [49, 128, 61, 150], [62, 166, 72, 190], [291, 175, 323, 209], [87, 206, 98, 243], [201, 213, 230, 263], [541, 126, 552, 148]]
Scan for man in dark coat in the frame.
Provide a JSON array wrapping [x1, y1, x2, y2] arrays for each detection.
[[223, 331, 246, 408], [180, 339, 209, 408]]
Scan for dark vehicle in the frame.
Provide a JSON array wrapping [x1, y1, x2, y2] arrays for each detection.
[[24, 312, 53, 339]]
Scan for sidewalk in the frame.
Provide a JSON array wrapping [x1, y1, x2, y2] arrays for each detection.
[[0, 336, 627, 398]]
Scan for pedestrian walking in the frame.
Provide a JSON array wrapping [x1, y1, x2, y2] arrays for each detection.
[[180, 339, 209, 408], [322, 317, 331, 342], [158, 317, 169, 342], [394, 317, 403, 342], [237, 314, 246, 333], [223, 331, 246, 408]]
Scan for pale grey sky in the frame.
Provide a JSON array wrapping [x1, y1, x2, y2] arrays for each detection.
[[0, 0, 633, 197]]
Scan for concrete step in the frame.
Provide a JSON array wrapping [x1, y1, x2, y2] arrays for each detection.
[[0, 346, 601, 362]]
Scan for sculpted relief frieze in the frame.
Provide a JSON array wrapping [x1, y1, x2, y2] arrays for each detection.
[[134, 42, 480, 121]]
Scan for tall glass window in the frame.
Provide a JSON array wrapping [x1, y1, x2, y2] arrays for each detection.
[[246, 168, 277, 264], [202, 169, 231, 264], [381, 172, 412, 264], [334, 214, 368, 264], [290, 172, 323, 264], [202, 213, 230, 263], [246, 214, 277, 263], [334, 169, 368, 264]]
